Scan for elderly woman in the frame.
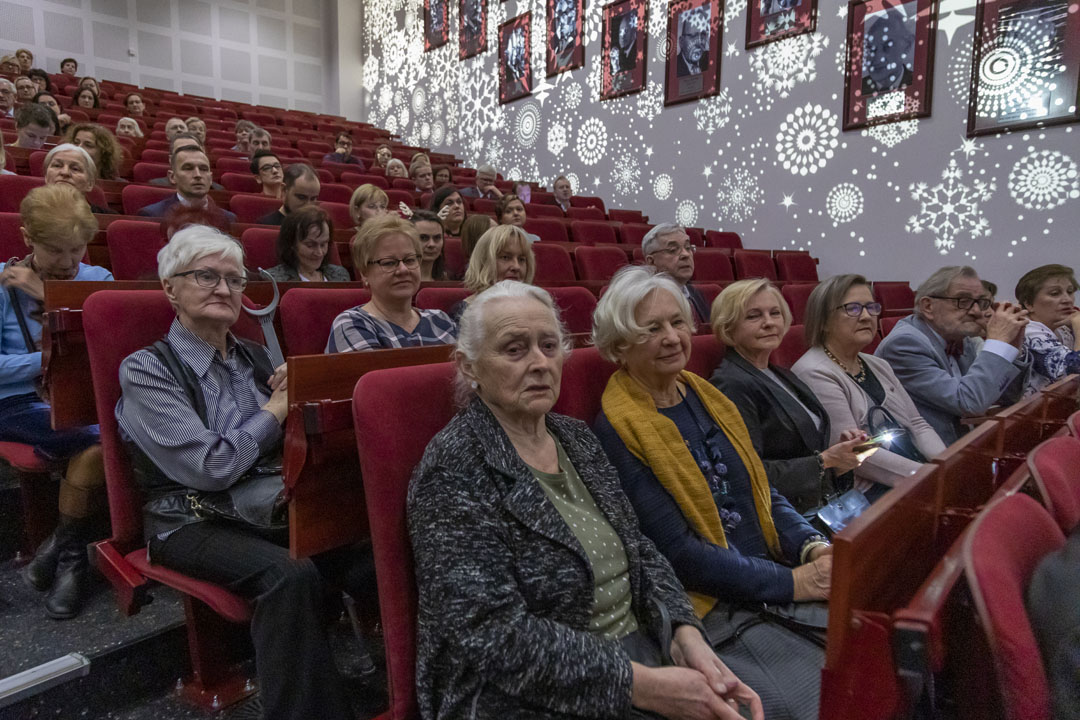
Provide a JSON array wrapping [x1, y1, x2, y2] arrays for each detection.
[[496, 193, 541, 243], [2, 184, 112, 620], [792, 274, 945, 493], [431, 164, 452, 187], [72, 86, 99, 110], [372, 143, 393, 169], [409, 280, 763, 720], [266, 205, 349, 282], [592, 266, 832, 719], [348, 183, 388, 227], [115, 117, 143, 139], [1015, 264, 1080, 395], [65, 123, 125, 181], [231, 119, 255, 153], [326, 215, 456, 353], [428, 185, 467, 238], [710, 280, 867, 515], [385, 158, 408, 179], [116, 225, 369, 720], [42, 143, 114, 214], [459, 213, 497, 264]]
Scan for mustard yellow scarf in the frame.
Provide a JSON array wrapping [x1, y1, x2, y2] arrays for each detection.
[[601, 369, 781, 617]]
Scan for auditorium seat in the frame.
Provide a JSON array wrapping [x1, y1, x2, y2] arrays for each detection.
[[705, 230, 743, 249], [0, 212, 28, 258], [775, 252, 818, 282], [566, 206, 604, 221], [238, 228, 280, 271], [693, 249, 735, 283], [963, 494, 1063, 720], [525, 203, 563, 219], [531, 243, 576, 283], [106, 220, 165, 281], [1026, 436, 1080, 533], [0, 174, 106, 214], [570, 220, 618, 245], [570, 196, 606, 213], [442, 237, 466, 279], [781, 283, 816, 324], [391, 178, 414, 190], [772, 324, 807, 368], [340, 172, 389, 189], [574, 246, 628, 282], [524, 218, 569, 244], [320, 201, 354, 229], [318, 183, 354, 204], [874, 281, 915, 317], [880, 315, 902, 337], [220, 172, 261, 193], [415, 287, 471, 315], [278, 288, 370, 355], [471, 198, 497, 214], [230, 194, 281, 224], [607, 209, 645, 224], [733, 249, 778, 280], [547, 286, 597, 335], [386, 189, 416, 208], [120, 184, 174, 215], [132, 162, 169, 183], [617, 223, 653, 247], [214, 157, 252, 174]]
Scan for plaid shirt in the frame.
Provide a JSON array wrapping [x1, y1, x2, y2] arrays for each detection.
[[325, 306, 457, 353]]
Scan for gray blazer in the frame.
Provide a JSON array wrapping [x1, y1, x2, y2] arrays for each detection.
[[407, 398, 702, 720], [792, 347, 946, 486], [874, 314, 1028, 445], [263, 263, 351, 282]]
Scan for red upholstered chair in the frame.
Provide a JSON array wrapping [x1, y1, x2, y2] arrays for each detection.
[[214, 157, 252, 174], [608, 209, 645, 224], [238, 228, 280, 271], [772, 325, 807, 369], [551, 346, 619, 422], [693, 284, 723, 319], [879, 315, 902, 337], [321, 201, 354, 229], [1027, 436, 1080, 533], [319, 183, 354, 204], [775, 252, 819, 282], [704, 230, 743, 249], [687, 334, 726, 377], [569, 220, 617, 245], [574, 246, 628, 282], [873, 282, 915, 317], [547, 286, 597, 335], [0, 439, 55, 557], [132, 162, 169, 183], [386, 189, 416, 208], [570, 195, 606, 213], [566, 206, 604, 221], [524, 218, 569, 244], [83, 291, 256, 709], [106, 221, 165, 281], [315, 168, 336, 184], [733, 250, 778, 280], [340, 172, 389, 189], [353, 362, 459, 720], [442, 237, 466, 280], [693, 250, 734, 283], [121, 185, 174, 215], [415, 287, 471, 315], [0, 175, 47, 212], [963, 494, 1064, 720], [1069, 410, 1080, 438], [781, 283, 816, 325], [278, 288, 370, 356], [220, 172, 261, 193], [617, 223, 653, 247], [525, 203, 564, 219], [532, 243, 576, 283], [391, 178, 414, 190], [229, 194, 280, 224], [0, 212, 28, 259]]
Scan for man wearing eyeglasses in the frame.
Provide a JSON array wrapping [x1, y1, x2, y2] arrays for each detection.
[[250, 149, 284, 199], [642, 223, 709, 323], [0, 79, 16, 118], [875, 266, 1031, 445]]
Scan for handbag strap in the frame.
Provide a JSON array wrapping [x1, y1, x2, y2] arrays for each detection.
[[8, 287, 38, 354]]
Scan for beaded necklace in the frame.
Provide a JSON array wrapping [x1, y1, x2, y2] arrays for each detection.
[[824, 345, 867, 384]]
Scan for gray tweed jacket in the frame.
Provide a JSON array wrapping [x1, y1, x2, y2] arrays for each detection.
[[407, 397, 702, 720]]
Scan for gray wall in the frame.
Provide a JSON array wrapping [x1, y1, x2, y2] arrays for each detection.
[[0, 0, 336, 113], [356, 0, 1079, 300]]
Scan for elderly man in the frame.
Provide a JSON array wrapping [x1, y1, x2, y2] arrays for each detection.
[[184, 117, 207, 146], [0, 79, 15, 118], [149, 133, 225, 191], [875, 266, 1031, 445], [14, 76, 37, 105], [12, 104, 54, 149], [676, 6, 709, 77], [250, 149, 284, 198], [553, 175, 573, 212], [410, 161, 434, 192], [248, 127, 272, 158], [163, 117, 188, 142], [459, 164, 503, 200], [641, 223, 709, 323], [136, 145, 236, 222], [257, 163, 320, 225]]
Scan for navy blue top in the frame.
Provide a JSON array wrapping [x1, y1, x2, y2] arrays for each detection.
[[594, 387, 818, 604]]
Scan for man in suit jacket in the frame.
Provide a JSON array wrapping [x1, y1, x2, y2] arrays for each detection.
[[458, 164, 503, 200], [137, 146, 236, 222], [148, 134, 224, 191], [875, 266, 1030, 445], [642, 223, 709, 324]]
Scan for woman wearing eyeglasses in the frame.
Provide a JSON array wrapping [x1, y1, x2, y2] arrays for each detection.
[[792, 274, 945, 495], [326, 214, 457, 353]]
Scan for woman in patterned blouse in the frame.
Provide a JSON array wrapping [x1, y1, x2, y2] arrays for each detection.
[[1016, 264, 1080, 396]]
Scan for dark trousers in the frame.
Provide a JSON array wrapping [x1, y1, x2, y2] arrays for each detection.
[[154, 521, 371, 720]]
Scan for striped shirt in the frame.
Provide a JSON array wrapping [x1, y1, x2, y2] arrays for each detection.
[[115, 319, 281, 493], [325, 305, 458, 353]]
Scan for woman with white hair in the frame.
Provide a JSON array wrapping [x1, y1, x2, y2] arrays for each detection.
[[116, 225, 369, 720], [115, 117, 143, 139], [408, 280, 762, 720], [592, 265, 830, 720], [42, 142, 114, 214], [385, 158, 408, 179]]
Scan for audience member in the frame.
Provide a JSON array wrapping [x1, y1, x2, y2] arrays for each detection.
[[1015, 264, 1080, 395], [431, 164, 452, 187], [0, 56, 19, 75], [874, 266, 1030, 445], [349, 184, 389, 227], [409, 279, 763, 720], [459, 163, 503, 199], [14, 48, 33, 73], [26, 69, 51, 94], [150, 133, 225, 190], [14, 76, 37, 104], [495, 193, 540, 243], [553, 174, 573, 212], [385, 158, 407, 178], [60, 58, 78, 76], [793, 274, 944, 495], [250, 149, 284, 198], [642, 223, 708, 324], [2, 184, 111, 620], [257, 163, 320, 226], [453, 225, 536, 320], [115, 224, 370, 720], [372, 143, 392, 169], [32, 92, 70, 134], [136, 146, 236, 222], [323, 131, 363, 167], [266, 205, 349, 282], [184, 117, 206, 146], [232, 119, 255, 153], [76, 77, 100, 96], [123, 93, 145, 117], [65, 122, 125, 181], [12, 103, 54, 149], [410, 160, 434, 192], [409, 209, 446, 281], [248, 127, 272, 156], [42, 143, 112, 214], [159, 204, 232, 241], [115, 117, 143, 139], [1026, 524, 1080, 720], [163, 117, 187, 141], [410, 152, 430, 166], [458, 213, 496, 264], [0, 79, 15, 118], [428, 185, 466, 237], [709, 279, 866, 514], [72, 86, 99, 110], [326, 215, 456, 352]]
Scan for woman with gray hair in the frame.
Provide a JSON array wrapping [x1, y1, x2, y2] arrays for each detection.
[[42, 142, 114, 214], [792, 274, 944, 494], [116, 225, 371, 720], [408, 279, 762, 720], [592, 265, 831, 720], [1014, 264, 1080, 396]]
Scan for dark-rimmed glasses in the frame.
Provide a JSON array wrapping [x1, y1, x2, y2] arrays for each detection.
[[368, 255, 420, 272], [835, 302, 883, 317], [650, 242, 696, 257], [172, 269, 248, 292], [928, 295, 992, 312]]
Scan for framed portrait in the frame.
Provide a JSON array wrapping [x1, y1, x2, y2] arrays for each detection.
[[842, 0, 937, 131], [664, 0, 724, 106], [547, 0, 585, 76], [459, 0, 488, 60], [601, 0, 648, 100], [499, 13, 533, 104], [746, 0, 817, 49], [425, 0, 450, 50], [967, 0, 1080, 137]]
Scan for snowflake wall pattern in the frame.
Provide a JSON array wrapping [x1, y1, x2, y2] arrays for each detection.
[[826, 183, 864, 225], [775, 103, 839, 175], [612, 154, 642, 195], [576, 118, 608, 166], [1008, 149, 1079, 210], [907, 158, 995, 254]]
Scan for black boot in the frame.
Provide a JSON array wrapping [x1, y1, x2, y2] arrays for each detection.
[[23, 528, 63, 592], [44, 519, 90, 620]]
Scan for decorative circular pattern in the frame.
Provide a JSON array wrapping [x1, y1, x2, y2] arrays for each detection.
[[612, 154, 641, 195], [411, 87, 427, 115], [576, 118, 608, 166], [826, 183, 865, 224], [676, 200, 698, 227], [420, 121, 431, 141], [431, 120, 445, 146], [775, 103, 839, 176], [975, 14, 1064, 121], [654, 174, 674, 200], [565, 83, 582, 110], [362, 56, 380, 91], [694, 90, 732, 136], [515, 102, 541, 148], [547, 122, 568, 155], [565, 172, 581, 194], [1008, 149, 1080, 210]]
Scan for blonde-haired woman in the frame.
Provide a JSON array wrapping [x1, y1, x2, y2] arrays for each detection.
[[451, 225, 535, 321], [348, 183, 389, 227]]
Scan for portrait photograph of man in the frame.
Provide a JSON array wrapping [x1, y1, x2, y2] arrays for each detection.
[[860, 1, 917, 96], [547, 0, 584, 76], [499, 14, 533, 103], [747, 0, 815, 48], [425, 0, 449, 50], [459, 0, 487, 59], [601, 0, 647, 100], [676, 6, 710, 77], [665, 0, 721, 104]]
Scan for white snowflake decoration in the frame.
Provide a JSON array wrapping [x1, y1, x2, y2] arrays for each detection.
[[384, 114, 398, 134], [826, 183, 864, 225], [459, 64, 503, 140], [717, 168, 764, 223], [515, 103, 541, 148], [420, 121, 430, 141], [636, 84, 663, 122], [654, 174, 674, 200], [565, 83, 583, 110], [565, 172, 581, 194], [383, 31, 408, 75], [612, 154, 641, 195], [676, 200, 698, 227], [694, 90, 732, 135], [1008, 149, 1080, 210], [749, 33, 828, 99], [362, 57, 380, 91], [576, 118, 608, 166], [398, 106, 411, 129], [775, 103, 839, 176], [411, 87, 427, 115], [907, 158, 995, 253], [431, 120, 446, 146], [861, 93, 919, 147], [378, 85, 394, 115], [547, 122, 568, 155], [486, 138, 505, 166]]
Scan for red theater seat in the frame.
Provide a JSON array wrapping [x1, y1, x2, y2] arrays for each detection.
[[278, 288, 370, 356], [340, 173, 389, 189], [693, 250, 734, 283], [220, 172, 261, 193], [566, 206, 604, 221], [570, 220, 617, 245], [874, 282, 915, 317], [547, 286, 597, 335], [386, 189, 416, 208], [1027, 437, 1080, 533], [608, 209, 645, 224], [121, 185, 175, 215], [531, 243, 576, 283], [0, 212, 28, 259], [775, 252, 818, 282], [238, 228, 280, 271], [570, 196, 606, 213], [524, 218, 568, 244], [442, 237, 466, 279], [525, 203, 563, 219], [214, 157, 252, 174], [0, 175, 106, 213], [617, 223, 653, 248], [705, 231, 743, 249], [781, 283, 816, 325], [132, 162, 169, 183], [415, 287, 471, 315], [230, 194, 281, 224], [318, 183, 354, 204], [772, 324, 807, 369], [879, 315, 902, 337], [733, 250, 778, 280], [106, 221, 165, 281], [574, 246, 628, 282]]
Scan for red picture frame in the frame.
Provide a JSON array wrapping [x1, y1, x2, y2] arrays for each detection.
[[460, 0, 488, 60], [601, 0, 649, 100], [842, 0, 937, 131], [499, 13, 533, 104], [663, 0, 724, 107], [547, 0, 585, 76], [745, 0, 817, 49], [425, 0, 450, 50]]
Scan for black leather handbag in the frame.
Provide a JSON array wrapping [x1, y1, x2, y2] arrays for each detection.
[[866, 404, 927, 464]]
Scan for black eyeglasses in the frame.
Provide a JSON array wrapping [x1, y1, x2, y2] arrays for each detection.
[[368, 255, 420, 272], [651, 243, 696, 257], [258, 162, 282, 173], [929, 295, 993, 312], [835, 302, 883, 317], [172, 269, 248, 292]]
